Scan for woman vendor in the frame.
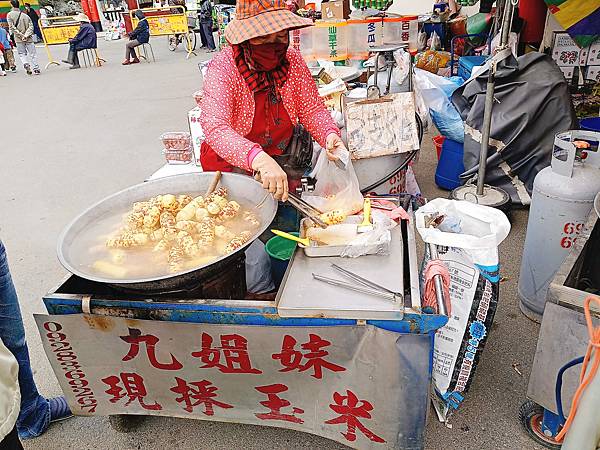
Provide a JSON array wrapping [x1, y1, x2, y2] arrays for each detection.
[[199, 0, 346, 202]]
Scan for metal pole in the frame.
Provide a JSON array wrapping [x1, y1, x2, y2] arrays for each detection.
[[428, 243, 447, 316], [475, 0, 515, 196], [476, 68, 496, 195]]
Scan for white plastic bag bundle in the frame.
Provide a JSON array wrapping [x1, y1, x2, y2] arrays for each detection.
[[415, 199, 510, 421], [392, 48, 411, 86], [302, 149, 364, 216], [340, 211, 395, 258]]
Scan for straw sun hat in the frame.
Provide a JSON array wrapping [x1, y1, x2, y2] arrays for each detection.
[[224, 0, 312, 45], [74, 12, 91, 22]]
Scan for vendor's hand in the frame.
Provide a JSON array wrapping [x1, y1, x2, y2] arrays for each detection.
[[251, 151, 289, 201], [326, 133, 346, 161]]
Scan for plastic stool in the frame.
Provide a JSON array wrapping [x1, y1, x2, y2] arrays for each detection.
[[137, 43, 155, 63], [81, 48, 105, 67]]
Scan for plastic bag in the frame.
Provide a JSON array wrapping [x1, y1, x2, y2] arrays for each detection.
[[302, 149, 364, 216], [430, 31, 442, 51], [415, 50, 451, 74], [413, 68, 464, 143], [392, 48, 411, 86], [415, 199, 510, 421], [340, 211, 395, 258], [418, 31, 428, 51]]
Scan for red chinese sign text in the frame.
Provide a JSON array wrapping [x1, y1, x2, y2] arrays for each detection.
[[191, 333, 262, 374], [254, 384, 304, 424], [325, 390, 385, 443], [272, 334, 345, 379], [102, 372, 162, 411], [170, 377, 233, 415], [120, 328, 183, 370]]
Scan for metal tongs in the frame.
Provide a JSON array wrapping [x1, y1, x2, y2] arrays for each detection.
[[287, 192, 328, 228], [312, 264, 403, 304]]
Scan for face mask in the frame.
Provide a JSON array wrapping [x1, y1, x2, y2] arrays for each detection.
[[247, 42, 289, 72]]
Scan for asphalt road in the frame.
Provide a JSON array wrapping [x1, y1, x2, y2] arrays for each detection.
[[0, 36, 543, 450]]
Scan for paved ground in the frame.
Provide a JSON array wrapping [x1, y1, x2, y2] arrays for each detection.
[[1, 36, 544, 449]]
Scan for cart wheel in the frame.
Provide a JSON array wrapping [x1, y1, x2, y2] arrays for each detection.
[[187, 28, 197, 51], [109, 414, 145, 433], [167, 34, 178, 51], [519, 401, 561, 449]]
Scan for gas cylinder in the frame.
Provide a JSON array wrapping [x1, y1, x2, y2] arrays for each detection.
[[518, 130, 600, 322]]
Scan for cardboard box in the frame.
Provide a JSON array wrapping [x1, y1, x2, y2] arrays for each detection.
[[586, 66, 600, 83], [552, 32, 588, 66], [321, 0, 350, 19], [587, 41, 600, 66]]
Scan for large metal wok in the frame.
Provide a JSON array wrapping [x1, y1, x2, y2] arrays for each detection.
[[57, 172, 277, 294]]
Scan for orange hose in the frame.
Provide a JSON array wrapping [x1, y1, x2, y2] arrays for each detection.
[[556, 295, 600, 442]]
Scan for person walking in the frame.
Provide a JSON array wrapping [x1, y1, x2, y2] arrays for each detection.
[[24, 3, 42, 43], [198, 0, 215, 52], [0, 240, 72, 439], [0, 26, 17, 73], [123, 9, 149, 65], [7, 0, 40, 75], [62, 13, 97, 69]]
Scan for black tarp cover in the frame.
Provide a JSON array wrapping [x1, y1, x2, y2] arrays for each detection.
[[451, 52, 577, 205]]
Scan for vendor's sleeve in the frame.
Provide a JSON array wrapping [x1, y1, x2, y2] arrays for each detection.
[[292, 52, 341, 147], [200, 57, 257, 172], [71, 27, 84, 43]]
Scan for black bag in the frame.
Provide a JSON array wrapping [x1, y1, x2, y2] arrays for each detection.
[[273, 125, 314, 181]]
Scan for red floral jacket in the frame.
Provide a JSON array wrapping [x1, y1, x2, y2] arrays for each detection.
[[199, 46, 340, 172]]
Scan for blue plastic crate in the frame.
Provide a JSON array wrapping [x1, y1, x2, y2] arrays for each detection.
[[435, 138, 464, 190], [458, 55, 487, 80]]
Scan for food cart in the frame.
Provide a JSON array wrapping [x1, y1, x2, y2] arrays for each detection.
[[30, 24, 452, 445], [35, 163, 447, 450]]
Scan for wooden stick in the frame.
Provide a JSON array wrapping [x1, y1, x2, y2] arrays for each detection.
[[205, 171, 222, 197]]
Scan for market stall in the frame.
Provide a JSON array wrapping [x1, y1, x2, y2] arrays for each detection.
[[36, 168, 448, 449], [33, 0, 564, 446], [32, 23, 454, 443]]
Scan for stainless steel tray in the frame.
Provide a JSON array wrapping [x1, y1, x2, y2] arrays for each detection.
[[299, 216, 382, 257], [299, 195, 404, 258]]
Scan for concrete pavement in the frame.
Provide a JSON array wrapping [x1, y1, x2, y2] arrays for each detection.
[[1, 36, 543, 449]]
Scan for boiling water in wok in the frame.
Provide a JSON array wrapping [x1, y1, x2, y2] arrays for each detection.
[[68, 194, 259, 280], [57, 173, 278, 285]]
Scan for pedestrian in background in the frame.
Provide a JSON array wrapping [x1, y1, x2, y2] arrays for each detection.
[[123, 9, 149, 65], [199, 0, 215, 52], [62, 13, 96, 69], [0, 26, 17, 73], [24, 3, 42, 43], [7, 0, 40, 75], [0, 240, 72, 440]]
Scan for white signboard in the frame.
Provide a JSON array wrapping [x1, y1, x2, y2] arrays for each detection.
[[35, 314, 432, 449]]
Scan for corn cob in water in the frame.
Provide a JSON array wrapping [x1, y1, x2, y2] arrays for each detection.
[[97, 188, 261, 279]]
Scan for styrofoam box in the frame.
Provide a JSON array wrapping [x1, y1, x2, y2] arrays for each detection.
[[559, 66, 574, 81], [587, 41, 600, 66], [586, 66, 600, 82], [552, 32, 589, 66]]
